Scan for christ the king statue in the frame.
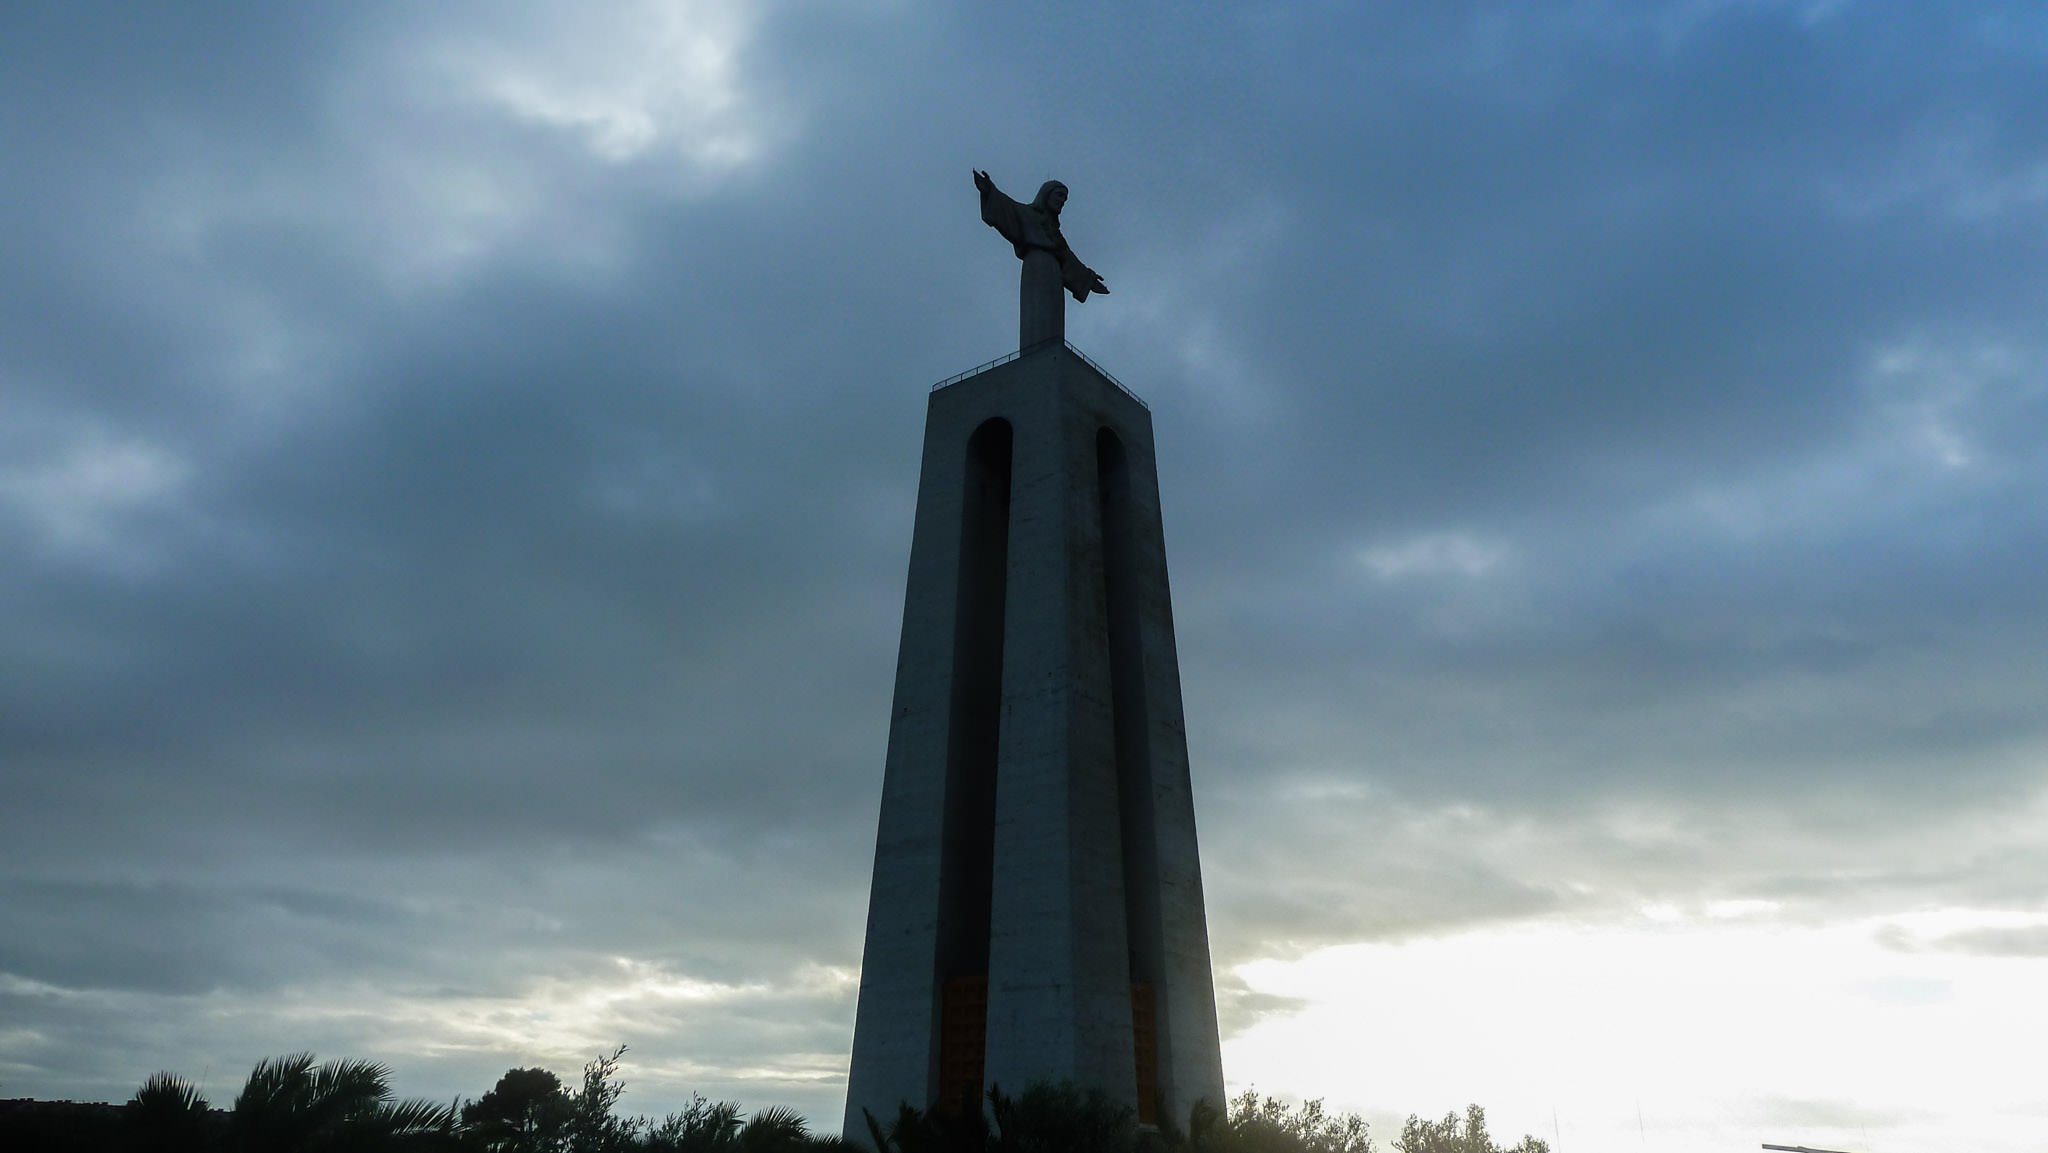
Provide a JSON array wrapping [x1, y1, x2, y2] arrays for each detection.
[[974, 169, 1108, 349]]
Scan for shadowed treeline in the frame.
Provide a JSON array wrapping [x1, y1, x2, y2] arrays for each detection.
[[1, 1046, 1547, 1153]]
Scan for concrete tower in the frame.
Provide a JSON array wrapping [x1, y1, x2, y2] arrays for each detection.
[[841, 201, 1226, 1133]]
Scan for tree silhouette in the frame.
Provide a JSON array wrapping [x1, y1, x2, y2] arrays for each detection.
[[988, 1081, 1133, 1153], [860, 1083, 1383, 1153], [463, 1068, 572, 1153], [1391, 1105, 1546, 1153], [100, 1046, 1532, 1153], [129, 1070, 215, 1153], [642, 1094, 743, 1152], [564, 1047, 636, 1153], [1183, 1091, 1373, 1153], [229, 1052, 456, 1152]]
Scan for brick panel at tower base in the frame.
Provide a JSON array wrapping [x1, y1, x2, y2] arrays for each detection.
[[842, 344, 1224, 1139]]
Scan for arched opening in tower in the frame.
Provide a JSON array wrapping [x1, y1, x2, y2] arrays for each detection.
[[936, 416, 1012, 1114]]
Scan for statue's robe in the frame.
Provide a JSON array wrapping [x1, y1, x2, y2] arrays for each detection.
[[979, 180, 1106, 302]]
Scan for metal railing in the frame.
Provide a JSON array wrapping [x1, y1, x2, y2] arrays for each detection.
[[929, 339, 1149, 411]]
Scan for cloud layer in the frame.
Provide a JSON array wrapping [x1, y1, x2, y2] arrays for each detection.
[[4, 1, 2046, 1146]]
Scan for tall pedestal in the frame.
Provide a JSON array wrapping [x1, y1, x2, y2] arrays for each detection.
[[843, 343, 1224, 1138], [1019, 249, 1064, 348]]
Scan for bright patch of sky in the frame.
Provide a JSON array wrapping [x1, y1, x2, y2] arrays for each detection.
[[1226, 908, 2048, 1153]]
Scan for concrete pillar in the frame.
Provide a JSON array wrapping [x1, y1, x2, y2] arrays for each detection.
[[1019, 249, 1064, 349], [843, 344, 1224, 1140]]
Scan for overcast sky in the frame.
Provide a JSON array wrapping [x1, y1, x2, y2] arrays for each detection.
[[4, 3, 2046, 1150]]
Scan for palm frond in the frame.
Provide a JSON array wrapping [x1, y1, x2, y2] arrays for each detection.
[[129, 1070, 214, 1152], [309, 1056, 394, 1116], [863, 1106, 893, 1153], [883, 1101, 939, 1153], [699, 1098, 746, 1148], [282, 1055, 394, 1147], [236, 1051, 318, 1113], [741, 1104, 811, 1152], [373, 1096, 458, 1134], [233, 1053, 320, 1153], [131, 1070, 209, 1114], [229, 1052, 408, 1152]]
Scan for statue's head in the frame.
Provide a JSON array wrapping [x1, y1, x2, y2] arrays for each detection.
[[1033, 181, 1069, 215]]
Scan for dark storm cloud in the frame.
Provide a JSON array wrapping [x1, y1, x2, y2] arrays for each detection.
[[1, 0, 913, 1106], [1133, 0, 2048, 896], [3, 0, 2046, 1118]]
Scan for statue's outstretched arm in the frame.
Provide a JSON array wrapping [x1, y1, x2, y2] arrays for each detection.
[[1055, 242, 1109, 300], [1065, 264, 1109, 301], [976, 169, 1027, 248]]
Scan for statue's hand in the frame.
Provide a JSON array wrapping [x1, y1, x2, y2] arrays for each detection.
[[1069, 271, 1110, 302], [972, 169, 994, 195]]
